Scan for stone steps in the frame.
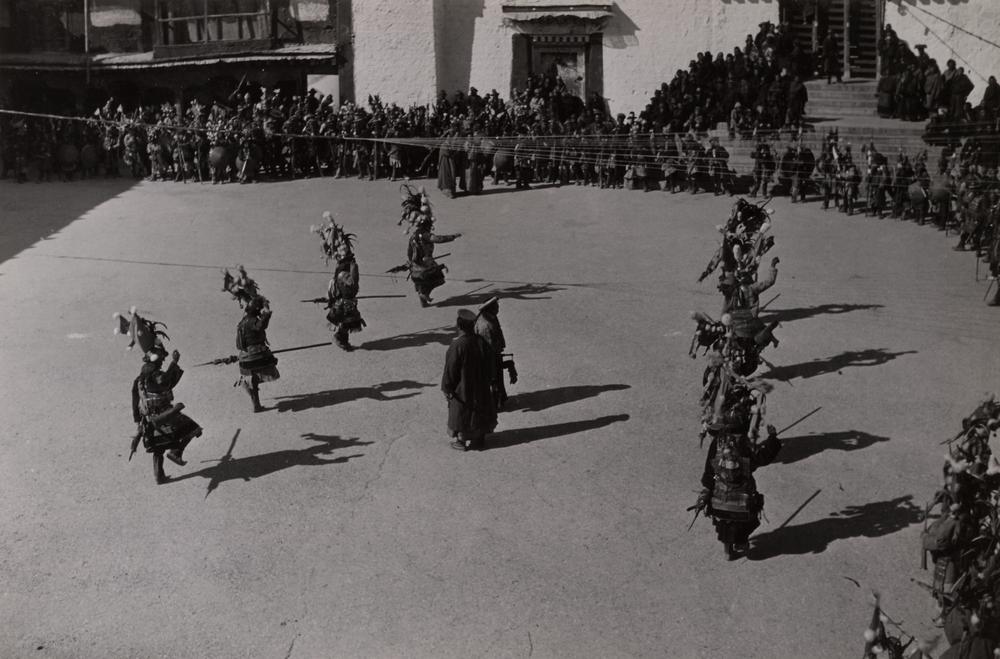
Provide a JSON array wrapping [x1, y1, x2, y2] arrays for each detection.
[[705, 118, 943, 179], [808, 90, 878, 102], [807, 88, 878, 102], [709, 76, 941, 171], [805, 79, 879, 117], [809, 105, 878, 117]]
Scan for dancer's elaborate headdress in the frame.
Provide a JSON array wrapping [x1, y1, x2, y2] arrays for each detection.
[[398, 184, 433, 234], [112, 306, 170, 362], [311, 211, 356, 264]]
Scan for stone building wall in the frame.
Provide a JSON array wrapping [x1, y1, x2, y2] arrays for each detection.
[[350, 0, 437, 106], [888, 0, 1000, 105], [352, 0, 779, 114], [596, 0, 777, 114]]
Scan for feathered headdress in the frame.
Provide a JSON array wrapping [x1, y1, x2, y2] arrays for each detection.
[[727, 198, 772, 236], [311, 211, 357, 264], [689, 310, 728, 358], [398, 184, 433, 234], [861, 592, 928, 659], [112, 306, 169, 361], [221, 265, 261, 308]]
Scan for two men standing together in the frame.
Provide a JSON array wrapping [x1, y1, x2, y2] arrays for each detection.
[[442, 297, 512, 451]]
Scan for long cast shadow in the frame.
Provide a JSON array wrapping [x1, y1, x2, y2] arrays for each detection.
[[760, 348, 917, 382], [761, 303, 885, 324], [750, 495, 922, 560], [172, 433, 371, 496], [775, 430, 891, 464], [273, 380, 434, 413], [506, 384, 631, 413], [485, 414, 630, 450], [0, 178, 137, 266], [360, 326, 454, 351], [436, 282, 565, 308]]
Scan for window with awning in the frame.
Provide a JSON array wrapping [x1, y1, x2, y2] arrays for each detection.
[[155, 0, 271, 45], [501, 0, 613, 25]]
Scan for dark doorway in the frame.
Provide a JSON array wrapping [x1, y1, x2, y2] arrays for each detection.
[[780, 0, 880, 79]]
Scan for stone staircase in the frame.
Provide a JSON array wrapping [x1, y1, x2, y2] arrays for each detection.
[[707, 79, 943, 182], [848, 0, 879, 80], [806, 79, 878, 118]]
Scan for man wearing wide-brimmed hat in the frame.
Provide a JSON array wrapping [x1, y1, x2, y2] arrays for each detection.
[[474, 296, 510, 411], [442, 309, 497, 451]]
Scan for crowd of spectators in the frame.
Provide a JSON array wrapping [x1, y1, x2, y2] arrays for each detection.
[[0, 74, 616, 185], [0, 24, 996, 305], [0, 20, 819, 188], [638, 21, 811, 138], [877, 23, 1000, 140]]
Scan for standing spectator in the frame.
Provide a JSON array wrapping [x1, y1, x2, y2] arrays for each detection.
[[787, 75, 808, 128], [823, 31, 842, 84], [437, 123, 458, 198], [925, 62, 944, 116], [979, 76, 1000, 130], [941, 59, 959, 111], [473, 297, 508, 411], [951, 67, 975, 121], [442, 309, 497, 451]]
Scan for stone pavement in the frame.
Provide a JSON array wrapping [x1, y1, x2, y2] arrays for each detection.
[[0, 178, 996, 657]]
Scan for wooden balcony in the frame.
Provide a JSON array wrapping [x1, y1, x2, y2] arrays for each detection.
[[153, 0, 276, 59]]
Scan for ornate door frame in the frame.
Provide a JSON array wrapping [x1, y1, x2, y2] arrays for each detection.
[[529, 34, 589, 98]]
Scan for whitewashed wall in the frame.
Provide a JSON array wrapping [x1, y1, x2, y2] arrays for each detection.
[[356, 0, 778, 114], [889, 0, 1000, 105], [599, 0, 777, 114], [351, 0, 438, 106]]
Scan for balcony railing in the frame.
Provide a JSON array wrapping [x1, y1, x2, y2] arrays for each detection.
[[155, 0, 271, 50]]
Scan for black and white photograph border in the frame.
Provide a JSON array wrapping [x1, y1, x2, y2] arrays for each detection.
[[1, 1, 1000, 657]]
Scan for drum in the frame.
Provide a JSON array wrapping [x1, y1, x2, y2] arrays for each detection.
[[56, 143, 79, 172]]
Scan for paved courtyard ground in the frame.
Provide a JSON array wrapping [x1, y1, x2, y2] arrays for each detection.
[[1, 176, 997, 658]]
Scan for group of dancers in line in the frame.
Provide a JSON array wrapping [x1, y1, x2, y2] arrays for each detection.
[[685, 198, 1000, 655], [687, 196, 782, 561], [859, 396, 1000, 659], [116, 185, 522, 481], [108, 181, 999, 654]]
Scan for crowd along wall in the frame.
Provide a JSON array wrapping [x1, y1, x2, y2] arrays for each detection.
[[365, 0, 779, 115], [888, 0, 1000, 105]]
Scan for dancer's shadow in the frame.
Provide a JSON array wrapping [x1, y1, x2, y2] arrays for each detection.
[[775, 430, 891, 464], [750, 495, 922, 560], [506, 384, 631, 413], [273, 380, 434, 413], [486, 414, 630, 450], [760, 348, 917, 382], [761, 303, 884, 324], [172, 433, 371, 496], [360, 327, 454, 351], [436, 282, 564, 308]]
